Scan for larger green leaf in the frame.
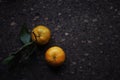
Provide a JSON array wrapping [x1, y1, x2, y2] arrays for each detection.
[[2, 55, 15, 64], [2, 42, 34, 67], [20, 23, 31, 44]]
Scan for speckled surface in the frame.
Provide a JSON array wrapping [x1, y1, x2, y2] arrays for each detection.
[[0, 0, 120, 80]]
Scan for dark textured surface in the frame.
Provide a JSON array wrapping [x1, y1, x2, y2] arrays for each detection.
[[0, 0, 120, 80]]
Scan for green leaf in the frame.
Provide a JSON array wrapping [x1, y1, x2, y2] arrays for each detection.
[[20, 23, 30, 44], [2, 55, 15, 64]]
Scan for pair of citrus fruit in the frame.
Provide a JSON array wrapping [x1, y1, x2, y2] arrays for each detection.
[[31, 25, 65, 66]]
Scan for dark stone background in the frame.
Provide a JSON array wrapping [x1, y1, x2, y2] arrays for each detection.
[[0, 0, 120, 80]]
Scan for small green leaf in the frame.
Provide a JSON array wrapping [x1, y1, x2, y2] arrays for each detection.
[[2, 55, 15, 64], [20, 23, 30, 44]]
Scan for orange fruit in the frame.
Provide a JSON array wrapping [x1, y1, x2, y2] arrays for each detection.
[[31, 25, 51, 45], [45, 46, 66, 66]]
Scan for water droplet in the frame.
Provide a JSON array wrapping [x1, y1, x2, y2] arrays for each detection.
[[100, 50, 103, 53], [57, 25, 61, 28], [30, 8, 34, 11], [114, 35, 119, 38], [68, 14, 72, 17], [71, 71, 75, 74], [65, 32, 69, 36], [92, 18, 98, 22], [81, 40, 86, 43], [72, 62, 76, 65], [87, 40, 92, 43], [109, 25, 113, 28], [95, 27, 98, 30], [33, 16, 39, 20], [84, 53, 89, 56], [43, 6, 46, 8], [81, 58, 85, 62], [79, 66, 82, 69], [58, 12, 62, 16], [61, 38, 65, 42], [73, 43, 76, 46], [99, 42, 103, 45], [84, 19, 89, 23], [54, 27, 59, 31], [115, 9, 118, 12], [110, 6, 113, 9], [10, 21, 16, 26]]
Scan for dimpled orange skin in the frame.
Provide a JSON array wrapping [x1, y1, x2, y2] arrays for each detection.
[[31, 25, 51, 45], [45, 46, 66, 66]]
